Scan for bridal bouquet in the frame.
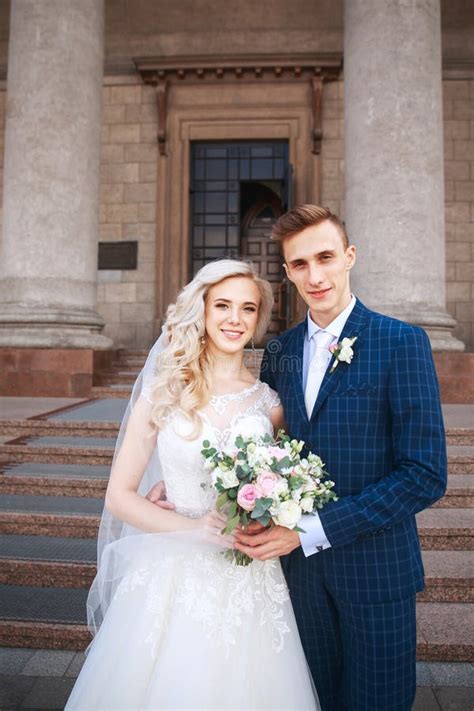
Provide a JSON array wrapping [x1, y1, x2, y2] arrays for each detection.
[[201, 430, 338, 565]]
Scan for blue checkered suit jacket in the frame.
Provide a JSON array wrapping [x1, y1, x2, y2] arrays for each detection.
[[260, 298, 447, 603]]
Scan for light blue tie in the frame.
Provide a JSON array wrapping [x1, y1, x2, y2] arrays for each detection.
[[304, 330, 334, 417]]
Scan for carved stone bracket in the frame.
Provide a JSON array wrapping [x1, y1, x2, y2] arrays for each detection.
[[156, 79, 168, 156], [133, 54, 342, 156], [311, 74, 324, 155]]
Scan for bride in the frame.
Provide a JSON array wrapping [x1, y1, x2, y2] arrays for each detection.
[[65, 259, 319, 710]]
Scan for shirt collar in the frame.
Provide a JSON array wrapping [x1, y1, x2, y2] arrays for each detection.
[[306, 295, 357, 342]]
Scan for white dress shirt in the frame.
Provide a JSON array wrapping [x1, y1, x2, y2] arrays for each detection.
[[299, 295, 356, 557]]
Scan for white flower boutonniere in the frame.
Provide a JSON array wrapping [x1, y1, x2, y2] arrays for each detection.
[[329, 336, 358, 373]]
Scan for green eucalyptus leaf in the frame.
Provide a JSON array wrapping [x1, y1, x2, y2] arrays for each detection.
[[216, 491, 228, 510]]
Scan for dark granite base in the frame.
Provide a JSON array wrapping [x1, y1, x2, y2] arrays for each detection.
[[0, 349, 116, 398]]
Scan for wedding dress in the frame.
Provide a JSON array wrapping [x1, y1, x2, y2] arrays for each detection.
[[65, 380, 319, 710]]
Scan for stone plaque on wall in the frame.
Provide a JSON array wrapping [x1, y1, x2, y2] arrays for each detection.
[[98, 241, 138, 270]]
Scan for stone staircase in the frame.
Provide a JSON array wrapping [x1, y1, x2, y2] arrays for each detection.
[[91, 349, 146, 399], [0, 351, 473, 661]]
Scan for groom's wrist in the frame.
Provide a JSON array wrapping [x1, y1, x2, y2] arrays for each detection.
[[298, 513, 332, 557]]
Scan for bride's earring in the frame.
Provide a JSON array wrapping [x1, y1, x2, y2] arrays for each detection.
[[200, 336, 206, 345], [251, 337, 256, 352]]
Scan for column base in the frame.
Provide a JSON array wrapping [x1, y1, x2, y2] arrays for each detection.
[[0, 348, 116, 397], [433, 352, 474, 403], [0, 305, 113, 350]]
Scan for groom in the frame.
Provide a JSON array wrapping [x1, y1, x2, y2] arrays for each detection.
[[234, 205, 447, 711]]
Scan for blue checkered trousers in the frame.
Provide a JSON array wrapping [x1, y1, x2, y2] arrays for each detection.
[[260, 299, 447, 711]]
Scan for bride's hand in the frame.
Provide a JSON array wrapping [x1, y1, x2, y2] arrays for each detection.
[[197, 509, 235, 548], [237, 520, 268, 535]]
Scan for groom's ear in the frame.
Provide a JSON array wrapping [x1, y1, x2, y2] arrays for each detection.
[[283, 262, 294, 283], [345, 245, 356, 271]]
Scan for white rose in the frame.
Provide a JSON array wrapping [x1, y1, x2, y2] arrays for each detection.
[[308, 453, 324, 468], [274, 500, 302, 529], [291, 487, 303, 502], [273, 478, 289, 496], [219, 469, 239, 489], [302, 477, 317, 493], [300, 496, 314, 513], [338, 337, 357, 364]]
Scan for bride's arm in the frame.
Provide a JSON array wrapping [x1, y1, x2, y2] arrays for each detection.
[[270, 404, 286, 433], [104, 395, 198, 534]]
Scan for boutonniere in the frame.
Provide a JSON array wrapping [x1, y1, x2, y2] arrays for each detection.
[[329, 336, 358, 373]]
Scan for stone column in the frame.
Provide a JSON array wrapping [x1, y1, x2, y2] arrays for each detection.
[[0, 0, 112, 348], [344, 0, 463, 350]]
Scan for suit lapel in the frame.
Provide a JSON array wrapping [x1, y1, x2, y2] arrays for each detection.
[[309, 298, 371, 420], [286, 321, 308, 424]]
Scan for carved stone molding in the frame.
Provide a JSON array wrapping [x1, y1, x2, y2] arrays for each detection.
[[133, 53, 342, 156]]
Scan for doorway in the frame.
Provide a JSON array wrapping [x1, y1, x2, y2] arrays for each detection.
[[189, 141, 293, 339]]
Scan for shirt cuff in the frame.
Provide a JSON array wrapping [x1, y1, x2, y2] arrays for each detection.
[[298, 512, 332, 557]]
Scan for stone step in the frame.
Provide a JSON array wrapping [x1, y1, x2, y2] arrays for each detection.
[[1, 588, 471, 659], [417, 551, 474, 602], [91, 385, 132, 399], [1, 417, 472, 447], [416, 602, 474, 662], [0, 462, 109, 497], [0, 436, 115, 465], [4, 465, 470, 505], [1, 559, 96, 588], [432, 474, 474, 508], [446, 445, 474, 474], [118, 349, 149, 357], [113, 358, 146, 369], [0, 494, 102, 538], [0, 419, 119, 439], [446, 430, 474, 446], [109, 368, 141, 376], [0, 533, 96, 587], [0, 620, 91, 651], [0, 494, 472, 543], [100, 374, 138, 385], [0, 584, 88, 624], [1, 535, 471, 602], [417, 508, 474, 550], [1, 439, 467, 475]]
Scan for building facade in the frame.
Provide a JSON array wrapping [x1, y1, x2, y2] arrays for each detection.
[[0, 0, 472, 364]]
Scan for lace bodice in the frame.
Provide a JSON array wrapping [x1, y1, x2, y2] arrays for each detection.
[[157, 380, 280, 518]]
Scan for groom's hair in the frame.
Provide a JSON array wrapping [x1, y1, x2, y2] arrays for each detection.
[[272, 204, 349, 250]]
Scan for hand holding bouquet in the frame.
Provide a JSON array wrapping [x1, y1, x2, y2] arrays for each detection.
[[201, 430, 338, 565]]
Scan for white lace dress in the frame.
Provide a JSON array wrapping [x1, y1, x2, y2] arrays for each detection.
[[65, 381, 319, 711]]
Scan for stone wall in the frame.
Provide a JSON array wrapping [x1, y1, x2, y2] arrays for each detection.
[[0, 73, 472, 351], [320, 80, 344, 218], [444, 79, 474, 350], [97, 80, 158, 348]]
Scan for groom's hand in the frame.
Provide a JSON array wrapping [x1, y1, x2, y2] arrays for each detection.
[[234, 524, 300, 560], [145, 481, 175, 510]]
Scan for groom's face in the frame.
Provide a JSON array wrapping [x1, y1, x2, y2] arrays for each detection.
[[283, 220, 356, 327]]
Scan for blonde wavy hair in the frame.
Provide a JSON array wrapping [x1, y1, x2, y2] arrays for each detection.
[[148, 259, 274, 438]]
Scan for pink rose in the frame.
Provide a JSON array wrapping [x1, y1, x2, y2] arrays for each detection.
[[237, 483, 258, 511], [267, 446, 287, 461], [256, 471, 280, 497]]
